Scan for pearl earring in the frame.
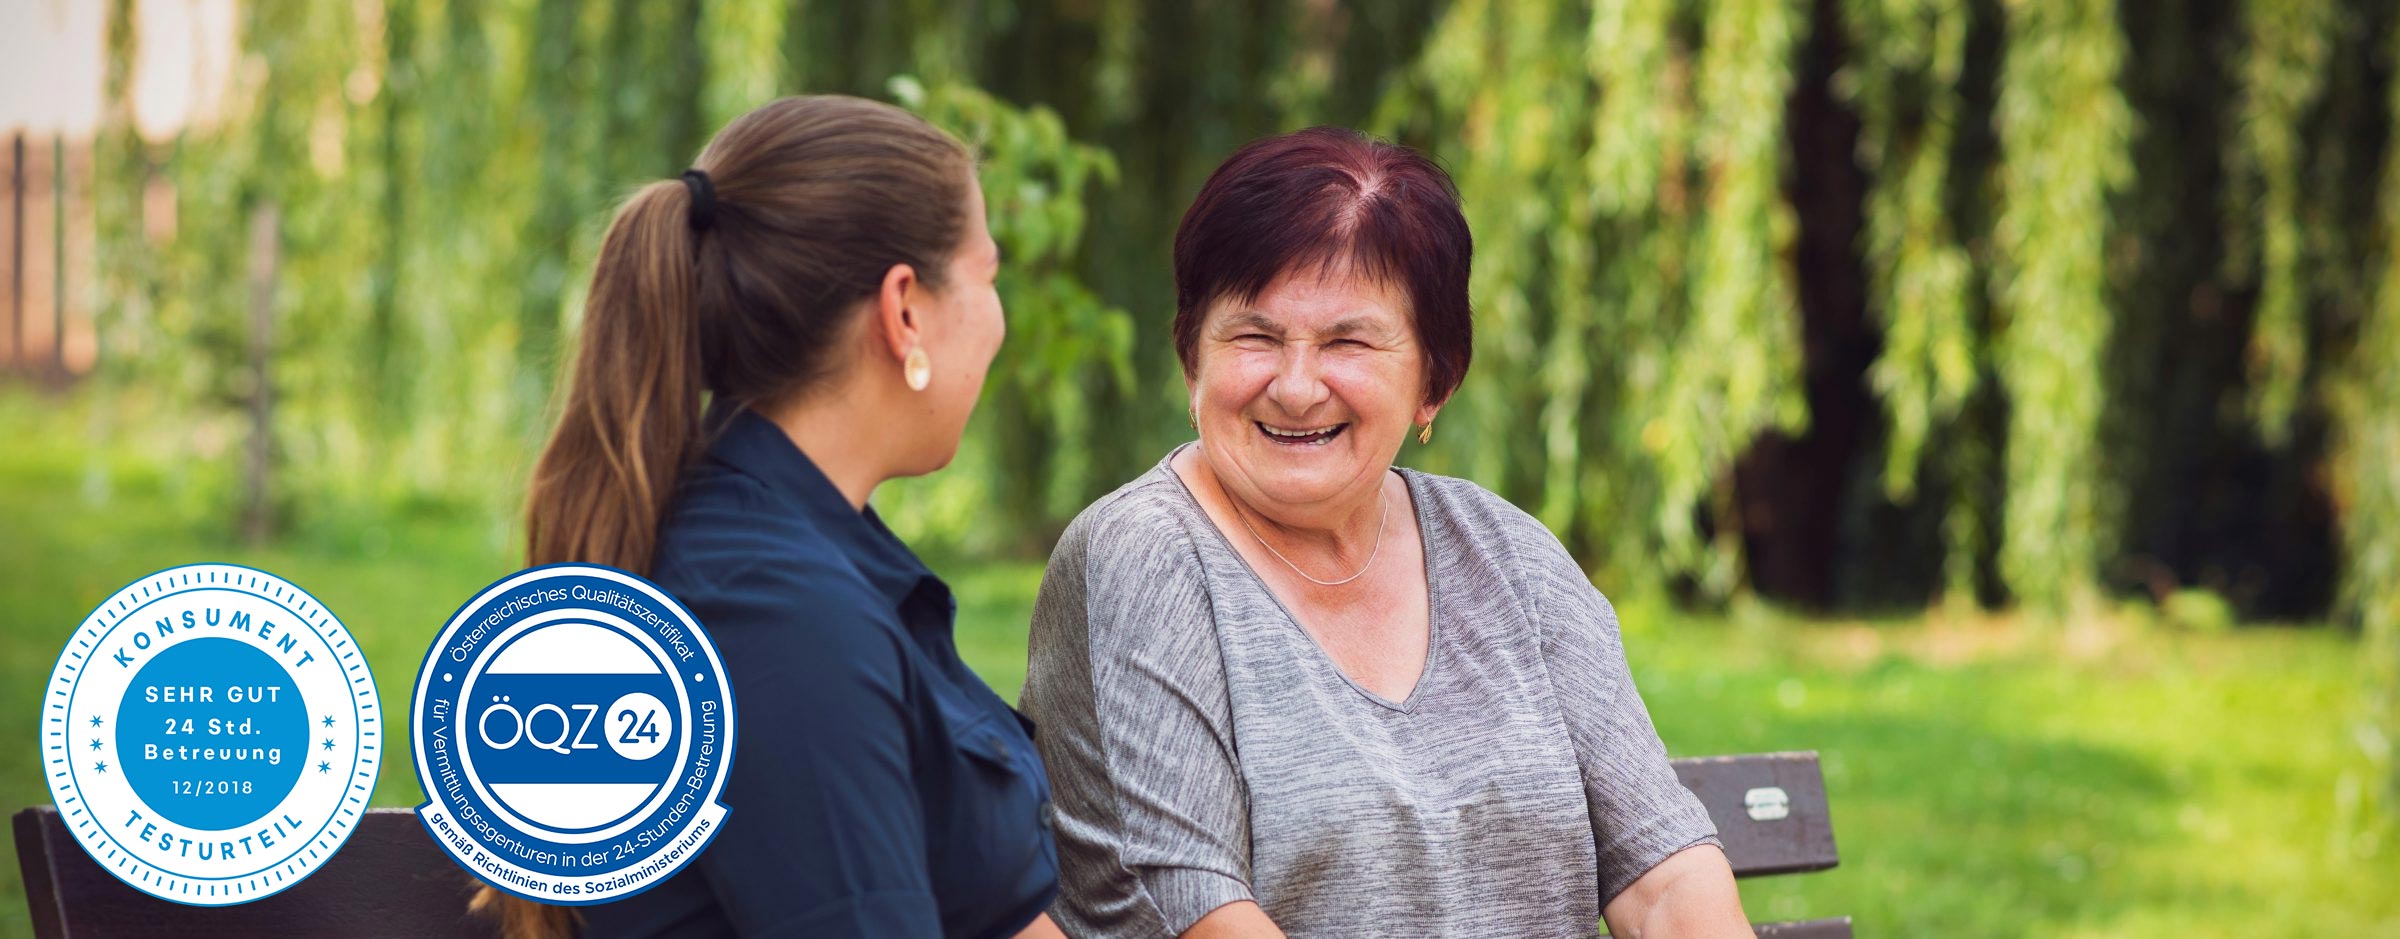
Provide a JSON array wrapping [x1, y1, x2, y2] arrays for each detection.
[[904, 347, 932, 391]]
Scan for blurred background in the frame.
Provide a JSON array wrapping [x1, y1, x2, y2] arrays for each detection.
[[4, 0, 2398, 934]]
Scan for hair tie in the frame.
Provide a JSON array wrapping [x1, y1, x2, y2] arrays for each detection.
[[679, 169, 716, 231]]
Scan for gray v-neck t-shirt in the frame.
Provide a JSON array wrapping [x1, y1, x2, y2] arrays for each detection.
[[1021, 451, 1718, 938]]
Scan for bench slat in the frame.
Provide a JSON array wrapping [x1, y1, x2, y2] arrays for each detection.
[[1669, 751, 1840, 878], [16, 751, 1842, 935], [12, 806, 497, 939], [1753, 916, 1856, 938]]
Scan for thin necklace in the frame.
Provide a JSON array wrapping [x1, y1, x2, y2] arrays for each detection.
[[1233, 485, 1388, 587]]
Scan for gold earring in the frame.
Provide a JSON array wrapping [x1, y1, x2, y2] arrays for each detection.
[[1188, 406, 1198, 429], [1417, 420, 1433, 445], [904, 346, 932, 391]]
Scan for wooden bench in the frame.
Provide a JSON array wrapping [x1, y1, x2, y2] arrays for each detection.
[[1674, 751, 1849, 937], [14, 751, 1844, 937]]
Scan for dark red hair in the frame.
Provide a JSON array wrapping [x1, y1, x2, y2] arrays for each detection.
[[1172, 126, 1473, 406]]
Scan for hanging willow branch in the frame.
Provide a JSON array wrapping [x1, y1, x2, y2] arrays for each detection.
[[2342, 20, 2400, 811], [2228, 0, 2338, 446], [1990, 0, 2132, 611], [1847, 0, 1974, 505], [1570, 0, 1691, 591], [1394, 0, 1805, 600], [1668, 0, 1808, 595]]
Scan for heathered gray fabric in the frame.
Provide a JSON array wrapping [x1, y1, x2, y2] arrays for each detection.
[[1021, 450, 1720, 938]]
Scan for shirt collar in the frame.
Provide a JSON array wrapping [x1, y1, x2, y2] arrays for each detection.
[[704, 407, 939, 609]]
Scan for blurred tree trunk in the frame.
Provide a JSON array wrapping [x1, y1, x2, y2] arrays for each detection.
[[244, 203, 279, 545], [1737, 0, 1873, 609]]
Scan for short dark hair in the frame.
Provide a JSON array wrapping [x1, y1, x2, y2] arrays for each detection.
[[1171, 126, 1473, 407]]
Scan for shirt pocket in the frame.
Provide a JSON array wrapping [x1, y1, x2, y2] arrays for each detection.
[[945, 709, 1028, 778], [927, 697, 1054, 890]]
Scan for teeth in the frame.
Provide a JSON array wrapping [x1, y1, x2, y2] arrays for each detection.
[[1260, 423, 1342, 438]]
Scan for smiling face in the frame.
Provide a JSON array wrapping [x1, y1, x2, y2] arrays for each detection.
[[1187, 263, 1440, 517]]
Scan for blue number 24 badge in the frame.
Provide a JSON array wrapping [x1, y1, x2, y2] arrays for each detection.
[[411, 564, 734, 905]]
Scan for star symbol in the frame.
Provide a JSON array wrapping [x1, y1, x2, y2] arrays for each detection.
[[317, 761, 332, 774], [321, 715, 335, 728], [88, 715, 103, 728], [321, 738, 334, 751], [87, 739, 101, 751], [93, 760, 108, 774]]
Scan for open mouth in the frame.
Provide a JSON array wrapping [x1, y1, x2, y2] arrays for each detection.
[[1255, 421, 1348, 446]]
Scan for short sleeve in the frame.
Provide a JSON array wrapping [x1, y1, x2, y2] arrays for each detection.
[[681, 561, 946, 937], [1021, 495, 1255, 937], [1509, 516, 1721, 908]]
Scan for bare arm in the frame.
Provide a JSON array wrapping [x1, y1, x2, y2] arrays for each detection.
[[1181, 900, 1287, 939], [1010, 913, 1069, 939], [1600, 844, 1751, 939]]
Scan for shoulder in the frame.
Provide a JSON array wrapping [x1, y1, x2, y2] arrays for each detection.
[[1049, 460, 1208, 581], [652, 467, 904, 658], [1402, 468, 1568, 566], [1402, 468, 1603, 627], [1033, 459, 1220, 650]]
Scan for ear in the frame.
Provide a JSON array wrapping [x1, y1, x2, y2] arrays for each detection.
[[871, 262, 923, 365], [1415, 390, 1450, 427]]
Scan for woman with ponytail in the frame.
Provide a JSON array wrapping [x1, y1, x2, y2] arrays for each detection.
[[487, 95, 1063, 938]]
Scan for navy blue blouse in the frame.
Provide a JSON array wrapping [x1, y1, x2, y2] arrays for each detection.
[[588, 409, 1057, 938]]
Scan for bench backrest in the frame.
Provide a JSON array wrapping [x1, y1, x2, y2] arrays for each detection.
[[15, 751, 1844, 936], [13, 805, 496, 938], [1673, 751, 1850, 937]]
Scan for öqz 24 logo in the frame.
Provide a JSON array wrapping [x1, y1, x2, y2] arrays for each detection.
[[411, 565, 733, 905]]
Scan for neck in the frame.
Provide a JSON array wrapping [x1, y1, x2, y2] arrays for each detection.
[[757, 385, 892, 511], [1177, 445, 1388, 555]]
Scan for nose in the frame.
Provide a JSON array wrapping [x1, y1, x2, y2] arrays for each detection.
[[1265, 345, 1332, 417]]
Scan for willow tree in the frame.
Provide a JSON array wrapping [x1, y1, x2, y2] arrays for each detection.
[[884, 77, 1133, 553], [1383, 0, 1808, 599], [1843, 0, 1982, 595], [2226, 0, 2337, 447], [2346, 15, 2400, 818], [93, 0, 150, 382], [1989, 0, 2132, 612]]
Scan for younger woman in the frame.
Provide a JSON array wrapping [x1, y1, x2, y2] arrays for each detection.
[[486, 95, 1062, 939]]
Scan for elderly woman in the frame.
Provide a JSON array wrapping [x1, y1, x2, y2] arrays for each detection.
[[1021, 127, 1751, 938]]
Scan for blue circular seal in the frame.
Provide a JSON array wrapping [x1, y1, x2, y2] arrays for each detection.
[[410, 564, 734, 905], [40, 564, 382, 906]]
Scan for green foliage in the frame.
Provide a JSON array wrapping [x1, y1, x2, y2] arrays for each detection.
[[2227, 0, 2338, 445], [2161, 587, 2238, 634], [2341, 19, 2400, 814], [1989, 0, 2132, 612], [885, 76, 1132, 550], [1396, 0, 1806, 599], [1844, 0, 1986, 599], [1674, 0, 1811, 591], [88, 1, 1126, 544], [1845, 0, 1974, 504], [69, 0, 2400, 663]]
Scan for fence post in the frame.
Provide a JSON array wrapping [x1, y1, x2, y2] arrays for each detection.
[[243, 202, 279, 544], [9, 132, 23, 378], [50, 133, 67, 386]]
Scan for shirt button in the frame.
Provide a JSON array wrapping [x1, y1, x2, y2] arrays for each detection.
[[1039, 800, 1054, 831]]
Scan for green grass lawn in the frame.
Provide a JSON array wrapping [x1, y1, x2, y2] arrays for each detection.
[[2, 393, 2394, 936]]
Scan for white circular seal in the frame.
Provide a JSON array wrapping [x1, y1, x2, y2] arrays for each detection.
[[40, 564, 382, 906], [410, 564, 734, 905]]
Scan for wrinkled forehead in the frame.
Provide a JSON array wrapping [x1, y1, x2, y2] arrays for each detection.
[[1205, 261, 1413, 337]]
